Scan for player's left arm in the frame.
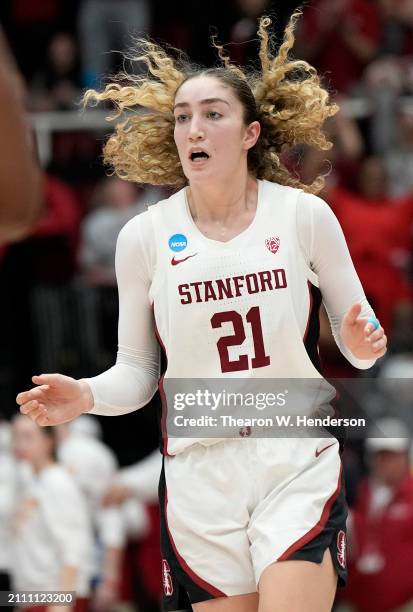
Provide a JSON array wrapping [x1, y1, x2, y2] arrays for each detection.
[[297, 192, 386, 368]]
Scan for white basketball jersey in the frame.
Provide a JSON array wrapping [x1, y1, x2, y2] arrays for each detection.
[[148, 180, 332, 455]]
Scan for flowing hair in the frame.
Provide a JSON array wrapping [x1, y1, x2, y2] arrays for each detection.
[[84, 11, 338, 194]]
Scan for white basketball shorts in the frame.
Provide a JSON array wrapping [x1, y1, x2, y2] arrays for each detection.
[[159, 436, 347, 611]]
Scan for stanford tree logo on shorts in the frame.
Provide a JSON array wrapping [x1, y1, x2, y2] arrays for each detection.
[[162, 559, 173, 596], [337, 530, 346, 569], [265, 236, 280, 254]]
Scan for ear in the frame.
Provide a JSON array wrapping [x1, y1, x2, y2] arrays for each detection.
[[243, 121, 261, 151]]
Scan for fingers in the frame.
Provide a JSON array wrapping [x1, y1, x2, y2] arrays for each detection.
[[20, 403, 50, 426], [16, 385, 50, 406], [364, 324, 387, 353], [366, 327, 383, 342], [19, 399, 41, 415], [344, 303, 362, 325], [32, 373, 62, 386], [364, 325, 387, 354], [371, 334, 387, 353]]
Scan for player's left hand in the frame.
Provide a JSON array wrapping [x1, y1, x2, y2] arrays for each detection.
[[341, 303, 387, 360]]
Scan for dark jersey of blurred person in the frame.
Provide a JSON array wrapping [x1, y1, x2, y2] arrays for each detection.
[[329, 157, 413, 334]]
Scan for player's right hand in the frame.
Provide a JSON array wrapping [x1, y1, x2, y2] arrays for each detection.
[[102, 483, 132, 507], [16, 374, 94, 426]]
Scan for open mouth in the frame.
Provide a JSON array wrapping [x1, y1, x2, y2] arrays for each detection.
[[189, 151, 210, 163]]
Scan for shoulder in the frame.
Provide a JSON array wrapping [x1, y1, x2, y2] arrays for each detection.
[[40, 464, 80, 497], [115, 209, 155, 281], [116, 189, 185, 280], [60, 436, 117, 472], [263, 181, 329, 213], [263, 181, 335, 224], [262, 180, 301, 198], [296, 190, 339, 229], [297, 190, 331, 211]]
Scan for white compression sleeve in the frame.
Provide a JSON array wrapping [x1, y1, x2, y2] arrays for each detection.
[[297, 192, 377, 370], [84, 212, 160, 415]]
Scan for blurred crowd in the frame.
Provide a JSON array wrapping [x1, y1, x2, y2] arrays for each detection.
[[0, 0, 413, 611], [0, 413, 162, 611]]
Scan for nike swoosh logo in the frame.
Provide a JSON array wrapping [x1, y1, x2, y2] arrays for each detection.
[[171, 253, 197, 266], [315, 442, 336, 458]]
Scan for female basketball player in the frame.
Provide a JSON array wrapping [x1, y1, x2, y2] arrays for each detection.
[[17, 12, 387, 612]]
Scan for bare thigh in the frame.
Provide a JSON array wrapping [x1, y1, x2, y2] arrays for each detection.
[[258, 549, 337, 612], [192, 593, 259, 612]]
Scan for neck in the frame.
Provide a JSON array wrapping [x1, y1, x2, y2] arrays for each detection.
[[187, 169, 257, 224], [32, 457, 54, 474]]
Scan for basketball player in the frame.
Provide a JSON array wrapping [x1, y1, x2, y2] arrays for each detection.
[[17, 13, 387, 612]]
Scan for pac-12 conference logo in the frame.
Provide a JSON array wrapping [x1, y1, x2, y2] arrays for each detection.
[[169, 234, 187, 252], [265, 236, 280, 254]]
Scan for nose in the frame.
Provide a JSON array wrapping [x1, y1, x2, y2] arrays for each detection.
[[188, 116, 205, 141]]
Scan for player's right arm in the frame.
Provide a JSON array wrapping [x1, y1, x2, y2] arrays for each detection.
[[16, 213, 160, 426]]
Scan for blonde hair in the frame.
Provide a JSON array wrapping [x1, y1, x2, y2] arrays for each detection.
[[84, 11, 338, 194]]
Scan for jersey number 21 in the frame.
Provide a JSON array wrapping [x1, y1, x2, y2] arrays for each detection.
[[211, 306, 270, 373]]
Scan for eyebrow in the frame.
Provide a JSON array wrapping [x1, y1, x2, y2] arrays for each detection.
[[173, 98, 230, 110]]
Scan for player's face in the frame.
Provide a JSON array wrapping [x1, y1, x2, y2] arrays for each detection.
[[12, 416, 53, 464], [173, 75, 258, 184]]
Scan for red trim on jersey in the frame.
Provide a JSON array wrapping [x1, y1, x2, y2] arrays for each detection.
[[303, 280, 314, 343], [278, 464, 343, 561], [164, 479, 226, 598], [152, 307, 171, 457]]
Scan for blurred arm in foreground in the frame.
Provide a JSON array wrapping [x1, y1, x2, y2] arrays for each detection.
[[0, 29, 41, 242]]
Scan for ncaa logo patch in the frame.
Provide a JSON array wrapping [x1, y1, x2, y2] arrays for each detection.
[[265, 236, 280, 254], [162, 559, 173, 596], [169, 234, 187, 252], [337, 530, 346, 569]]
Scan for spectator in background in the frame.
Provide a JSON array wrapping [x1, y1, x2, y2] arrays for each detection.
[[0, 418, 18, 595], [79, 178, 161, 369], [103, 449, 161, 508], [77, 0, 151, 88], [292, 99, 365, 201], [376, 0, 413, 56], [295, 0, 382, 94], [365, 0, 413, 159], [229, 0, 272, 66], [29, 174, 81, 281], [29, 32, 81, 112], [2, 0, 60, 79], [342, 418, 413, 612], [80, 177, 160, 286], [102, 450, 162, 611], [376, 353, 413, 430], [384, 105, 413, 197], [11, 415, 94, 611], [329, 156, 413, 338], [57, 415, 148, 612]]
